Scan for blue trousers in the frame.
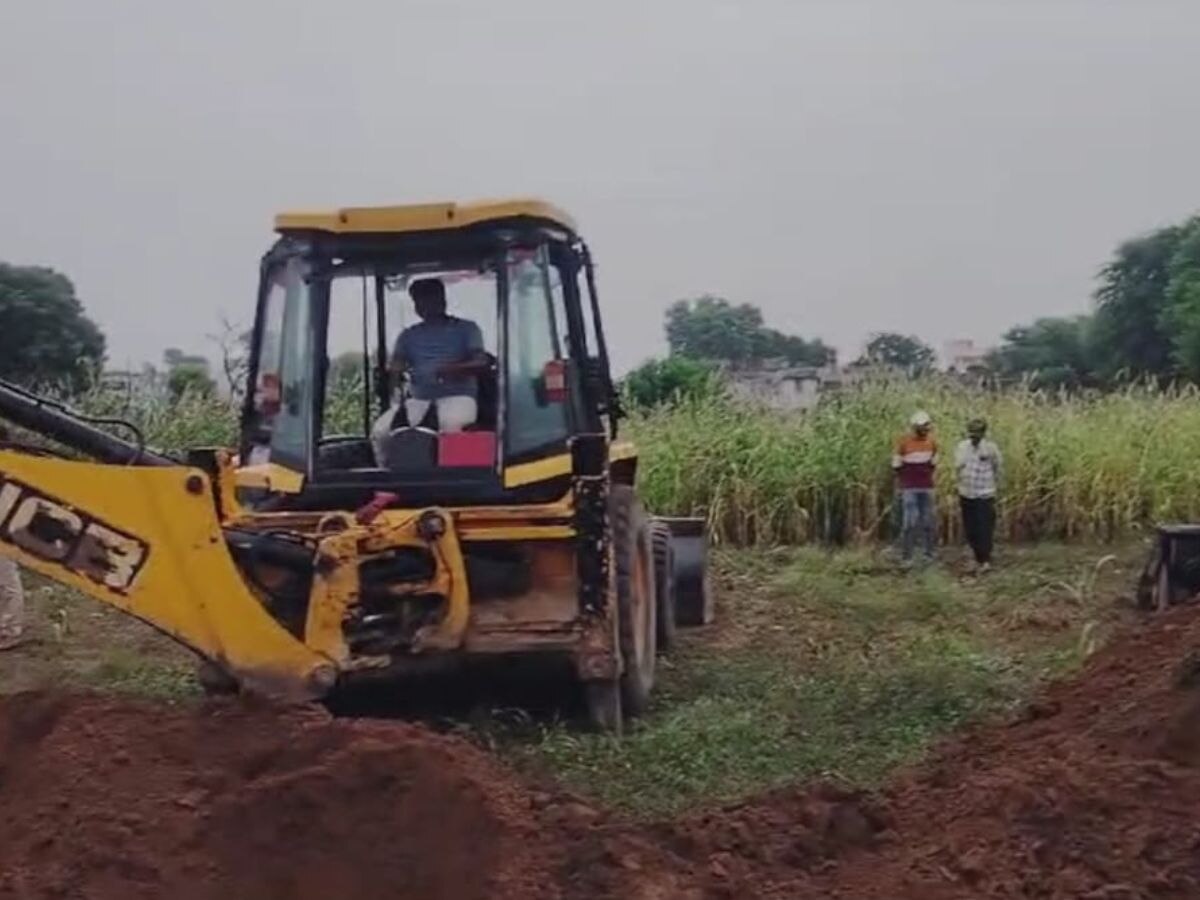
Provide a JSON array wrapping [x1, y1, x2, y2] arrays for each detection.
[[901, 488, 937, 561]]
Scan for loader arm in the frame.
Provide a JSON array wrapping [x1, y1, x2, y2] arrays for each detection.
[[0, 380, 331, 699], [0, 450, 332, 697]]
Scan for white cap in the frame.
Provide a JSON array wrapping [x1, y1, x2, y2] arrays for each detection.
[[910, 410, 931, 427]]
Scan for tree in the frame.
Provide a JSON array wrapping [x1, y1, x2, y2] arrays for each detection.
[[621, 356, 719, 409], [329, 351, 367, 389], [208, 316, 253, 401], [986, 316, 1095, 389], [756, 329, 837, 367], [665, 296, 833, 367], [0, 263, 105, 391], [1090, 222, 1186, 381], [856, 332, 936, 373], [167, 365, 216, 400], [665, 296, 764, 363], [1160, 218, 1200, 381]]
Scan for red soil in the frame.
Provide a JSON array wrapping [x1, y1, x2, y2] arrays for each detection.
[[5, 605, 1200, 899], [662, 606, 1200, 898]]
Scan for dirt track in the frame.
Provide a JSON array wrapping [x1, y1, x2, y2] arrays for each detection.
[[4, 605, 1200, 899]]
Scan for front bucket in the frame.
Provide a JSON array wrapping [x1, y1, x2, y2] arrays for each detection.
[[1138, 524, 1200, 611], [658, 517, 713, 626]]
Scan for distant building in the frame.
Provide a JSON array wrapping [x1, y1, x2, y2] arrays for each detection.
[[942, 339, 990, 373], [99, 365, 166, 399], [101, 350, 215, 401], [725, 361, 841, 412]]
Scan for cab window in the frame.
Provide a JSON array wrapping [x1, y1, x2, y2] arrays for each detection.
[[505, 247, 571, 458], [250, 257, 315, 469]]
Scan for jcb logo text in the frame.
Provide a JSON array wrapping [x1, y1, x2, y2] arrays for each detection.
[[0, 476, 148, 594]]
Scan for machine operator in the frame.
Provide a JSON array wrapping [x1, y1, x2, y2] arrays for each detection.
[[387, 277, 490, 432]]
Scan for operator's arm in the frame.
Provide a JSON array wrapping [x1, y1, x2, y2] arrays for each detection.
[[437, 353, 490, 376], [437, 321, 491, 376]]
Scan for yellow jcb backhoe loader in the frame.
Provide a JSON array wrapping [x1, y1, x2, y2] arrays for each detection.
[[0, 199, 712, 731]]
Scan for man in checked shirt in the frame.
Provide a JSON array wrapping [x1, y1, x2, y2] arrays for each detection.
[[954, 418, 1003, 573]]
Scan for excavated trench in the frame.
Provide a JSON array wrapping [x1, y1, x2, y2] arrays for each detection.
[[4, 604, 1200, 899]]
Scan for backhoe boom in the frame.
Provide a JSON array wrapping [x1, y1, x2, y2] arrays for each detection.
[[0, 379, 173, 466]]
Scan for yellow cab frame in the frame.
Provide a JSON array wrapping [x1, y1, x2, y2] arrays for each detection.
[[220, 200, 636, 697]]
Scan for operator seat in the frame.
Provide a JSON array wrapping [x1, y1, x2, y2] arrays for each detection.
[[368, 357, 498, 470], [387, 354, 498, 432]]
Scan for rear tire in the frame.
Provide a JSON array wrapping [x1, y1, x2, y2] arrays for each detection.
[[610, 485, 657, 718], [650, 521, 678, 653]]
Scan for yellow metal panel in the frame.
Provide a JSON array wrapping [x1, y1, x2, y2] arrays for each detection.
[[610, 440, 638, 464], [453, 497, 574, 522], [408, 515, 471, 651], [502, 442, 639, 488], [303, 524, 365, 663], [458, 525, 575, 541], [0, 452, 329, 698], [231, 499, 579, 533], [212, 450, 245, 519], [234, 463, 304, 494], [504, 453, 572, 488], [274, 199, 577, 236]]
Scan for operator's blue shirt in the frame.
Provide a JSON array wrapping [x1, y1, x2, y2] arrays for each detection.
[[392, 316, 484, 400]]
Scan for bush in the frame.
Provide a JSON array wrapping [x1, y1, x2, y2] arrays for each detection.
[[621, 356, 722, 410], [167, 367, 216, 402]]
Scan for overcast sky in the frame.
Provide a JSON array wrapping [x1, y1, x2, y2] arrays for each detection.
[[2, 0, 1199, 374]]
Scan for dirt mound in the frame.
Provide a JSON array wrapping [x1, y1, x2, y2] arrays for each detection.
[[0, 693, 560, 900], [7, 606, 1200, 899], [657, 606, 1200, 898]]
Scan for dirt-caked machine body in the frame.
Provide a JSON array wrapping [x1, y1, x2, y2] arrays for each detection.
[[0, 200, 711, 730]]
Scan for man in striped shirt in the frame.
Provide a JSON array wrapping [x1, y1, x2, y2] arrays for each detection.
[[954, 417, 1002, 573], [893, 410, 939, 566]]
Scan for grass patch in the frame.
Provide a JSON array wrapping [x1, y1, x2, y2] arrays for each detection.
[[510, 541, 1143, 818], [522, 633, 1027, 816], [89, 648, 200, 702], [0, 578, 199, 701]]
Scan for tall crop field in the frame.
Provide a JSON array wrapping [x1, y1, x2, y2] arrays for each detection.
[[72, 376, 1200, 546], [630, 378, 1200, 545]]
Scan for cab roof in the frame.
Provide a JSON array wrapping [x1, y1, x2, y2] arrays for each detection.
[[273, 198, 577, 237]]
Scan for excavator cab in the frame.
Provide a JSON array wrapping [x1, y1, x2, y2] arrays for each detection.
[[0, 199, 710, 733], [236, 202, 615, 509]]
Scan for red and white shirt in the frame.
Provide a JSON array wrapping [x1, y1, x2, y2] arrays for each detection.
[[892, 434, 939, 490]]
